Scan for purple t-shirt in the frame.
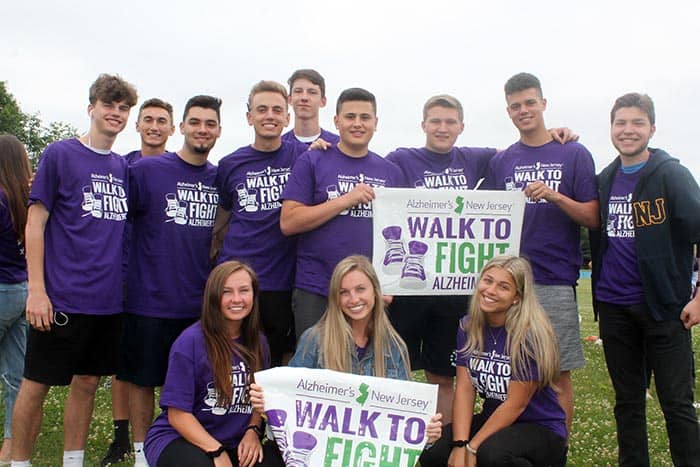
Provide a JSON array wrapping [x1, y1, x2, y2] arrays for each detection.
[[144, 323, 270, 466], [282, 128, 340, 146], [282, 146, 402, 296], [126, 152, 218, 319], [0, 189, 27, 284], [123, 150, 143, 165], [29, 138, 128, 315], [121, 150, 143, 281], [455, 318, 566, 439], [484, 141, 597, 285], [385, 146, 497, 189], [215, 141, 307, 291], [595, 168, 645, 305]]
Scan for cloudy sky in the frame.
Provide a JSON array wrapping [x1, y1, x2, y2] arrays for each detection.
[[3, 1, 699, 177]]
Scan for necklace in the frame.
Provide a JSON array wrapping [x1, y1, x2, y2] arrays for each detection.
[[487, 326, 505, 346]]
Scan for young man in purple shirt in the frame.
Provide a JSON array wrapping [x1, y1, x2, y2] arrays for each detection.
[[281, 69, 339, 146], [385, 95, 496, 423], [211, 80, 307, 366], [12, 74, 137, 467], [124, 98, 175, 163], [280, 88, 402, 339], [118, 95, 222, 467], [484, 73, 599, 442], [591, 93, 700, 466], [102, 97, 176, 466]]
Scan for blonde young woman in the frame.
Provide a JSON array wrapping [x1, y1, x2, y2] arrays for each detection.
[[420, 255, 567, 467], [250, 255, 441, 443]]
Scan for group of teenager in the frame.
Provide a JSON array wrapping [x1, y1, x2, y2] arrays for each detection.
[[0, 68, 698, 467]]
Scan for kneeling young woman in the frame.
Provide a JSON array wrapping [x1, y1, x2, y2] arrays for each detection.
[[420, 255, 567, 467], [144, 261, 284, 467]]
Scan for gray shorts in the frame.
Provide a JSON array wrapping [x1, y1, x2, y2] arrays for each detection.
[[535, 284, 585, 372]]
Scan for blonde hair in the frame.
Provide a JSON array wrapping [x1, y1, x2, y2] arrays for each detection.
[[462, 255, 560, 389], [305, 255, 410, 377]]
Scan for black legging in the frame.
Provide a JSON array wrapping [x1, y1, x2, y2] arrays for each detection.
[[420, 413, 567, 467], [157, 437, 285, 467]]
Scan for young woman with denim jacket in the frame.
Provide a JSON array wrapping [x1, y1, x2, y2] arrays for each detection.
[[250, 255, 442, 450], [288, 255, 410, 379]]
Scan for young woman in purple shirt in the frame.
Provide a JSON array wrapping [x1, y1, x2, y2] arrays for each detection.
[[0, 135, 31, 464], [144, 261, 284, 467], [421, 256, 567, 467]]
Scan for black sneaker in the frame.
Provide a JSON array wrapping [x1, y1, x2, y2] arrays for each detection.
[[101, 440, 132, 466]]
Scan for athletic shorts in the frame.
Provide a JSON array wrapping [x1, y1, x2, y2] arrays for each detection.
[[259, 290, 295, 367], [388, 295, 470, 376], [117, 313, 197, 387], [24, 312, 122, 386], [535, 284, 585, 371]]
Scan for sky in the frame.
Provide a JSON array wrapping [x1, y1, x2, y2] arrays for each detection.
[[3, 1, 699, 177]]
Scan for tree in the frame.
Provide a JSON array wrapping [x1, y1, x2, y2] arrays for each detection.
[[0, 81, 78, 170]]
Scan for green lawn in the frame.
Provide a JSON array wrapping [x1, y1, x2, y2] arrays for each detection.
[[2, 278, 698, 466]]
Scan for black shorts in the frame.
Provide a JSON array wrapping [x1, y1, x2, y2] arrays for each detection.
[[259, 290, 295, 367], [117, 313, 197, 387], [24, 312, 122, 386], [388, 295, 470, 376]]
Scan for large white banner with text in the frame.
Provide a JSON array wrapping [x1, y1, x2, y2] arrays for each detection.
[[372, 188, 525, 295], [255, 367, 437, 467]]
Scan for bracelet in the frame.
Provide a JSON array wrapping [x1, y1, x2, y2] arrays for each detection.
[[245, 424, 263, 439], [449, 439, 469, 448], [206, 445, 225, 459], [466, 443, 478, 455]]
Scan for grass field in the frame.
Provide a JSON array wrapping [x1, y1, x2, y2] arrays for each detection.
[[1, 278, 698, 466]]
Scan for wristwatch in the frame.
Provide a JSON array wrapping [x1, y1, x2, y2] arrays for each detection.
[[206, 445, 226, 458]]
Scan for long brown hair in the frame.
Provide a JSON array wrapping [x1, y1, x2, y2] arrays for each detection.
[[0, 135, 31, 241], [200, 261, 264, 407]]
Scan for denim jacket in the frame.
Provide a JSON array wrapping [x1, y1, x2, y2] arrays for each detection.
[[289, 327, 409, 380]]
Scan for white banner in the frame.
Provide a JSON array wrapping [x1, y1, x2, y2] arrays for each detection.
[[255, 367, 437, 467], [372, 188, 525, 295]]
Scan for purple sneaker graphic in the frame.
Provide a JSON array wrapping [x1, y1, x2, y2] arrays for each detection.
[[400, 241, 428, 289], [287, 431, 318, 467], [266, 409, 289, 455], [382, 226, 405, 274]]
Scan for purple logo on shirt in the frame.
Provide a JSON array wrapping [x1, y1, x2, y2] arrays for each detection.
[[237, 166, 291, 212], [164, 181, 218, 227], [80, 173, 127, 221]]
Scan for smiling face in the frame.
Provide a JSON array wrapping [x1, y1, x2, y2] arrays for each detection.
[[220, 269, 254, 335], [136, 106, 174, 151], [89, 99, 131, 137], [338, 269, 376, 327], [505, 88, 546, 135], [180, 106, 221, 154], [422, 105, 464, 154], [246, 91, 290, 142], [611, 106, 656, 164], [334, 100, 377, 156], [476, 266, 519, 326]]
